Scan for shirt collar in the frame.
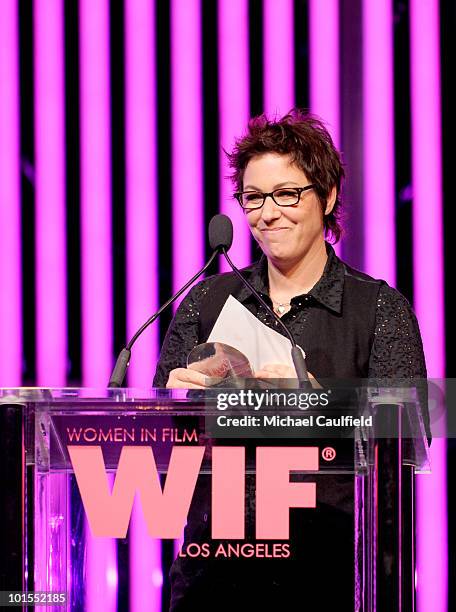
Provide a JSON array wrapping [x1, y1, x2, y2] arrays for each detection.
[[237, 242, 345, 314]]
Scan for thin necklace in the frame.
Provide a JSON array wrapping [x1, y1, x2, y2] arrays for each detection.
[[271, 298, 291, 315]]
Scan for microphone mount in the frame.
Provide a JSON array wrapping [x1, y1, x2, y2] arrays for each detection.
[[220, 247, 311, 389]]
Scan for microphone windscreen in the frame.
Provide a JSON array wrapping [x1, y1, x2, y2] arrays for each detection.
[[208, 214, 233, 251]]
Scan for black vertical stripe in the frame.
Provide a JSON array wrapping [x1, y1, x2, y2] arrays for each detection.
[[202, 0, 220, 263], [19, 0, 35, 385], [294, 0, 309, 109], [441, 0, 456, 608], [161, 484, 173, 612], [441, 0, 456, 379], [249, 0, 264, 117], [156, 0, 173, 347], [340, 0, 364, 268], [116, 537, 130, 612], [70, 476, 85, 609], [248, 0, 265, 260], [65, 0, 81, 385], [393, 0, 413, 304], [110, 0, 127, 365]]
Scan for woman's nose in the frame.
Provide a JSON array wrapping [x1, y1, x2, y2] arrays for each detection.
[[260, 195, 281, 222]]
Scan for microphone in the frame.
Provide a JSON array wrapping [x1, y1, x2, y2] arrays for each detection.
[[208, 213, 233, 251], [108, 216, 233, 387], [210, 215, 311, 388]]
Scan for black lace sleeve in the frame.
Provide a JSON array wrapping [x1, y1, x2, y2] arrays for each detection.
[[368, 284, 430, 442], [152, 282, 205, 387], [368, 284, 427, 379]]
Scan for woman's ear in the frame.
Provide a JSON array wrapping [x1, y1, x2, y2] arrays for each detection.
[[325, 186, 337, 215]]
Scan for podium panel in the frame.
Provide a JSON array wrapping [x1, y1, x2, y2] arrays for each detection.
[[0, 386, 429, 611]]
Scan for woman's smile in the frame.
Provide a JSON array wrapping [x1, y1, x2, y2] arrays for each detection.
[[260, 226, 290, 233]]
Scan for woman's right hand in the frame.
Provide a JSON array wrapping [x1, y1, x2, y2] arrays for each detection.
[[166, 366, 208, 389]]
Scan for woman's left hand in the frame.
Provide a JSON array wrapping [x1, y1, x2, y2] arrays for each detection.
[[255, 363, 321, 388], [255, 363, 295, 378]]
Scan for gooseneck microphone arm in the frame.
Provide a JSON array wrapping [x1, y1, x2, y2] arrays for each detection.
[[220, 247, 311, 388], [108, 213, 309, 388], [108, 250, 219, 387]]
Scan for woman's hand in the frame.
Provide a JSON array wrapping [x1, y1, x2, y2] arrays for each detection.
[[255, 363, 321, 388], [166, 366, 208, 389]]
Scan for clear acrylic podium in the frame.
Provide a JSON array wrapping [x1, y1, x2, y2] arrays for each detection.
[[0, 385, 429, 611]]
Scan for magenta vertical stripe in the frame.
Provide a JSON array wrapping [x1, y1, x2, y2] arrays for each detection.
[[309, 0, 341, 255], [263, 0, 294, 117], [362, 0, 395, 284], [34, 0, 67, 386], [125, 0, 161, 609], [79, 0, 113, 387], [410, 4, 445, 376], [79, 0, 116, 609], [130, 501, 162, 612], [125, 0, 159, 386], [410, 2, 447, 611], [0, 0, 21, 386], [309, 0, 340, 148], [171, 0, 204, 299], [218, 0, 250, 271]]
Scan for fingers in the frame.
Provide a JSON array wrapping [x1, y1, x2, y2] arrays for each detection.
[[166, 364, 321, 389], [188, 355, 231, 378], [254, 370, 274, 379], [254, 364, 322, 388], [255, 363, 296, 378], [166, 367, 208, 389]]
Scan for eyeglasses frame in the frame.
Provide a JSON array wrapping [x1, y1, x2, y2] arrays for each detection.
[[233, 184, 316, 210]]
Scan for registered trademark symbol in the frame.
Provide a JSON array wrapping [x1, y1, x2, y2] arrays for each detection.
[[322, 447, 336, 461]]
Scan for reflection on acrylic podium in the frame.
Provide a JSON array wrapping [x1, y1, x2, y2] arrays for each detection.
[[0, 385, 429, 611]]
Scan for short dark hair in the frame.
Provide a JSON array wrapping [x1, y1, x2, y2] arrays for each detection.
[[226, 109, 345, 243]]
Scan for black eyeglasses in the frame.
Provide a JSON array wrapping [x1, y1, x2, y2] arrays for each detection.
[[234, 185, 315, 210]]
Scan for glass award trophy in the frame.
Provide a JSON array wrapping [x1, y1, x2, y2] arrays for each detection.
[[187, 342, 254, 387]]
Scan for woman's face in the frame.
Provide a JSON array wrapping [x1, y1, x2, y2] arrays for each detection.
[[242, 153, 334, 268]]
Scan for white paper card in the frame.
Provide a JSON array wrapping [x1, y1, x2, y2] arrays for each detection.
[[207, 294, 305, 373]]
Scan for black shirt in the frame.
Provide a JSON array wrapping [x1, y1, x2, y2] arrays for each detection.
[[153, 243, 427, 386], [154, 243, 428, 611]]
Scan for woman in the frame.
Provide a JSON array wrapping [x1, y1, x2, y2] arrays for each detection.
[[154, 110, 426, 389], [153, 110, 427, 610]]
